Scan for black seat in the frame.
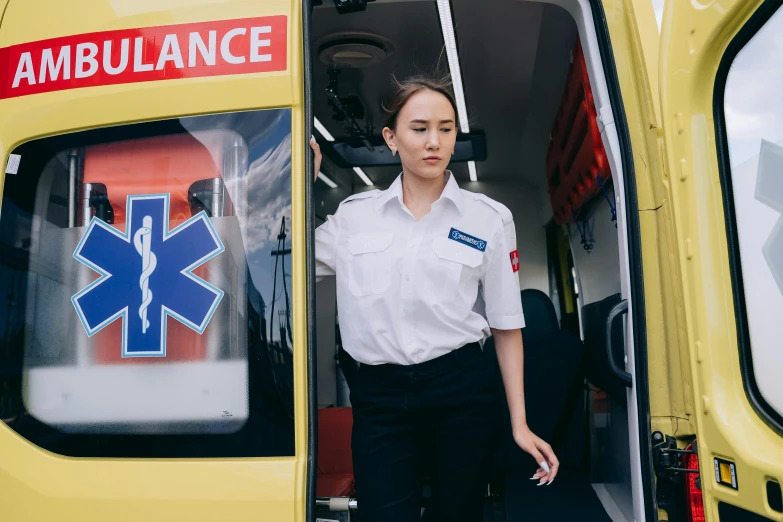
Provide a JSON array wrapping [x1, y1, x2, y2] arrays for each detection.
[[487, 289, 584, 476]]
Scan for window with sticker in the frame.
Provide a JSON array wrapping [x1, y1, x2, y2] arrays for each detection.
[[0, 109, 295, 458], [721, 5, 783, 428]]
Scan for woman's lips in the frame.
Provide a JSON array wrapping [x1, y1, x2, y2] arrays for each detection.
[[424, 156, 442, 164]]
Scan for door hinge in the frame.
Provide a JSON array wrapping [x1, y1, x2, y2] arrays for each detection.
[[652, 432, 699, 522], [653, 431, 699, 478]]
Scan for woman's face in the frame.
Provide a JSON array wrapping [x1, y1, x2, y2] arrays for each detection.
[[383, 89, 457, 181]]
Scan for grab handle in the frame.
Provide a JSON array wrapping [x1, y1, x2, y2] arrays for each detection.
[[606, 300, 632, 387]]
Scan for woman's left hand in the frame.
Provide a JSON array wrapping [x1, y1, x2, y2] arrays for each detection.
[[513, 424, 559, 485], [310, 136, 322, 182]]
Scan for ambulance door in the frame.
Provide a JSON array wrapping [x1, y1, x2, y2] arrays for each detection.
[[0, 1, 313, 521], [660, 0, 783, 519], [571, 1, 666, 521]]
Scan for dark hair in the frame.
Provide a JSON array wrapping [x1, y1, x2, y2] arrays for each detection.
[[382, 72, 460, 130]]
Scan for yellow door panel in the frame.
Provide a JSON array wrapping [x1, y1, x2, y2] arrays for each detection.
[[0, 1, 310, 521], [601, 0, 696, 448], [661, 0, 783, 519]]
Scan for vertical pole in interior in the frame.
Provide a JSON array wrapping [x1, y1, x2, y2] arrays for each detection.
[[232, 138, 243, 217], [71, 149, 91, 366], [205, 176, 224, 361], [68, 149, 79, 228], [212, 177, 223, 218], [82, 183, 92, 227]]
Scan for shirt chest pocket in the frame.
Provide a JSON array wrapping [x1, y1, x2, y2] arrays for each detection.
[[346, 231, 395, 297], [428, 237, 484, 303]]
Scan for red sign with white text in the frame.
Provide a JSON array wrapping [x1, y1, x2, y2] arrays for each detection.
[[0, 16, 287, 99]]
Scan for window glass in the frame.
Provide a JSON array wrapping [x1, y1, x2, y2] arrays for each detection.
[[0, 109, 295, 457], [723, 6, 783, 420]]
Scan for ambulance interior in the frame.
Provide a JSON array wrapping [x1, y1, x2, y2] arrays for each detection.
[[311, 1, 640, 520]]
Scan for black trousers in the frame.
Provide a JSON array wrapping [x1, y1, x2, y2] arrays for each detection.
[[350, 342, 501, 522]]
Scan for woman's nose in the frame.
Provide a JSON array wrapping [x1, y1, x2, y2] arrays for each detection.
[[426, 131, 440, 150]]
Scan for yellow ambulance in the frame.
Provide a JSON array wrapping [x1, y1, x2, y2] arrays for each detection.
[[0, 0, 781, 521]]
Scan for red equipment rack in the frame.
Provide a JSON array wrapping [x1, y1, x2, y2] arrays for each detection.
[[546, 39, 611, 224]]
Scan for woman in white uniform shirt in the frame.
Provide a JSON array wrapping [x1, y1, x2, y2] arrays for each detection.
[[312, 74, 558, 521]]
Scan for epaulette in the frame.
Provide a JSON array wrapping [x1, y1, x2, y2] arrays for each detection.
[[472, 193, 513, 225], [338, 190, 382, 207]]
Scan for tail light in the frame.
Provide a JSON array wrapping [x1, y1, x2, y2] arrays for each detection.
[[684, 442, 705, 522]]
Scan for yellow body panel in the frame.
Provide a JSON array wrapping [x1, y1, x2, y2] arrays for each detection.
[[0, 1, 309, 521], [660, 0, 783, 519], [602, 0, 696, 443]]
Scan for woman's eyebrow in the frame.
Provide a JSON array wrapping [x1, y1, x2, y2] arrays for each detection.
[[408, 119, 455, 124]]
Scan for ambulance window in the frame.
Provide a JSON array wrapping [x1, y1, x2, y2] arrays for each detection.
[[720, 5, 783, 428], [0, 109, 296, 458]]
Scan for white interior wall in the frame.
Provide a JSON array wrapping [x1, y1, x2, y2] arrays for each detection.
[[568, 198, 622, 305], [464, 181, 550, 294]]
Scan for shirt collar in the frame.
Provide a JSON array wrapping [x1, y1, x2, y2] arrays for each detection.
[[374, 171, 463, 215], [440, 170, 464, 215], [374, 173, 404, 211]]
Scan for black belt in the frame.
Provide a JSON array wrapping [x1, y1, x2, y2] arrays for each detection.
[[359, 342, 483, 378]]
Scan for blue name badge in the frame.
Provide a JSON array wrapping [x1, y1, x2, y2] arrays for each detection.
[[448, 228, 487, 252]]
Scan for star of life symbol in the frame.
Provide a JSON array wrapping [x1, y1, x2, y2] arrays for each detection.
[[71, 194, 225, 358]]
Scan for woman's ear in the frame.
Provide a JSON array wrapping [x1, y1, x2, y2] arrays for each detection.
[[382, 127, 397, 156]]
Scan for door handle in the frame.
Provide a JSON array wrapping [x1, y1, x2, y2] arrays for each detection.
[[606, 300, 632, 387]]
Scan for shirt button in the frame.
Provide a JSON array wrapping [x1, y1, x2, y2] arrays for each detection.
[[404, 309, 409, 314], [407, 340, 412, 345], [405, 275, 411, 281]]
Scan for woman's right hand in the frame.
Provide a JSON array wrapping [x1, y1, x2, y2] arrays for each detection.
[[310, 136, 322, 182], [513, 424, 559, 485]]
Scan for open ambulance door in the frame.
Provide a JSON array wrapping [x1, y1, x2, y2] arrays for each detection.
[[0, 1, 314, 521], [563, 1, 662, 521], [659, 0, 783, 520]]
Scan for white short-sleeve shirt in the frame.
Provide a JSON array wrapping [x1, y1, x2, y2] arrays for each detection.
[[315, 172, 525, 365]]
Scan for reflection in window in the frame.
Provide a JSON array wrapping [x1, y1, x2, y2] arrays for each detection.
[[724, 7, 783, 420]]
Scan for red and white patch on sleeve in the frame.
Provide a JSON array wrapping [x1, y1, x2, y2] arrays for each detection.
[[509, 250, 520, 272]]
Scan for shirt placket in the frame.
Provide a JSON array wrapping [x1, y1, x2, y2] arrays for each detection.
[[400, 216, 428, 364]]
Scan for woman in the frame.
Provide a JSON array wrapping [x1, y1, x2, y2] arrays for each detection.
[[311, 74, 558, 521]]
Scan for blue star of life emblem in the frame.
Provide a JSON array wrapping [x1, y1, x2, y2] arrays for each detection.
[[71, 194, 225, 358]]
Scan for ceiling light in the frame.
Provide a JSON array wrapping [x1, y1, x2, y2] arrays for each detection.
[[436, 0, 477, 180], [468, 161, 477, 182], [353, 167, 373, 186], [318, 171, 338, 188], [436, 0, 469, 134], [314, 117, 335, 142]]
